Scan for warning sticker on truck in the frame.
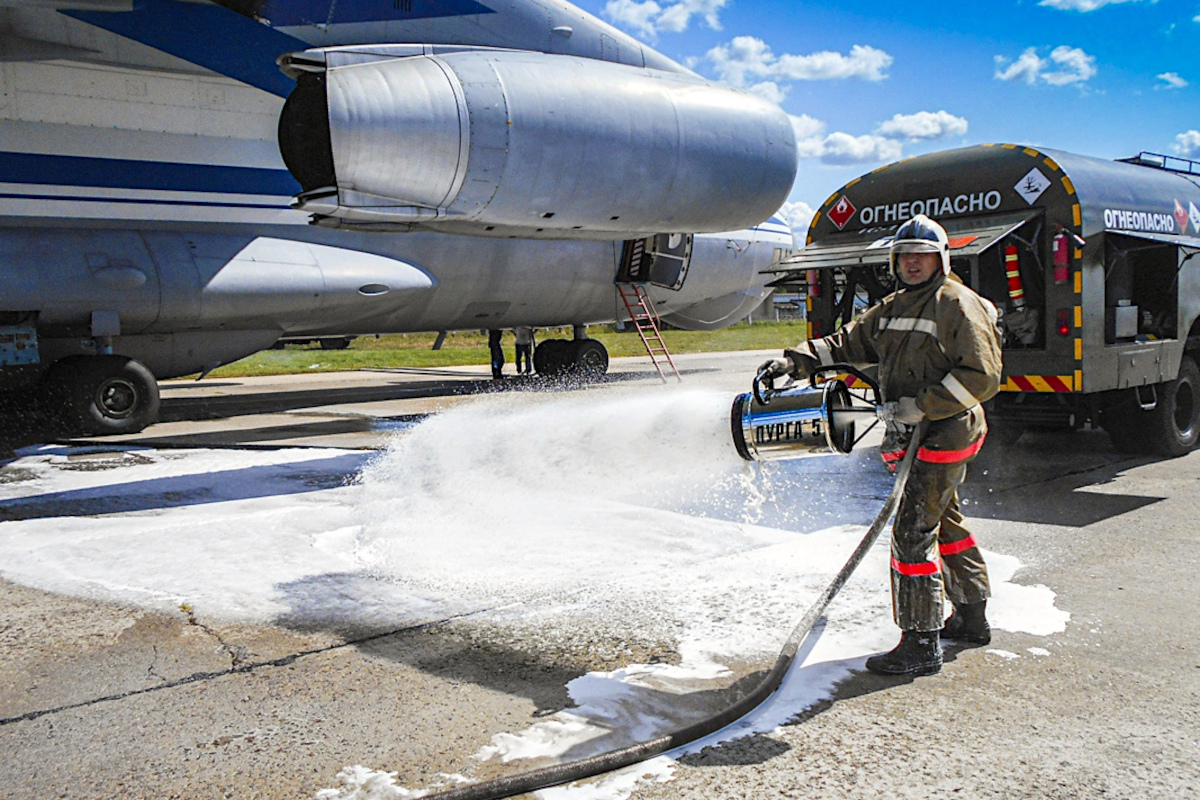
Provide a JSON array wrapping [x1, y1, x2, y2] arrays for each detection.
[[1014, 168, 1051, 205]]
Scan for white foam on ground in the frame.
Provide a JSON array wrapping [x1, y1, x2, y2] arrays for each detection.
[[0, 385, 1069, 800]]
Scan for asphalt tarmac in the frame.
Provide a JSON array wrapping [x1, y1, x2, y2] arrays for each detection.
[[1, 351, 1197, 800]]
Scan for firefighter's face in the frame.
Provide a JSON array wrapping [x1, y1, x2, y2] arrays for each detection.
[[897, 251, 940, 285]]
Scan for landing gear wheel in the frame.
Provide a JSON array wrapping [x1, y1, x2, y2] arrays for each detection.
[[43, 355, 161, 436], [318, 337, 351, 350], [571, 339, 609, 378], [1103, 356, 1200, 457], [534, 339, 572, 376]]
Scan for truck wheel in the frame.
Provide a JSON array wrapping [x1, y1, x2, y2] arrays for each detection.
[[1144, 355, 1200, 456], [45, 355, 161, 436], [571, 339, 609, 378], [1104, 356, 1200, 457]]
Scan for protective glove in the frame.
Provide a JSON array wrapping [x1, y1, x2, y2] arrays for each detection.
[[895, 396, 926, 425], [783, 349, 820, 379], [758, 349, 820, 379], [757, 357, 793, 381]]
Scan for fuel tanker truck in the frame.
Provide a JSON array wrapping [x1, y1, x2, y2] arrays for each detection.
[[770, 143, 1200, 456]]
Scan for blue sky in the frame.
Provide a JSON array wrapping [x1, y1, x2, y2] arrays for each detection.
[[574, 0, 1199, 232]]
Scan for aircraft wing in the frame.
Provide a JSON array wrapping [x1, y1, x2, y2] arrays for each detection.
[[0, 0, 691, 100], [0, 0, 796, 238]]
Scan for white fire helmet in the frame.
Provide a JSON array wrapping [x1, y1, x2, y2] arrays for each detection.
[[889, 214, 951, 277]]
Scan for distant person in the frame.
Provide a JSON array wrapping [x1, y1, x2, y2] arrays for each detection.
[[759, 214, 1003, 676], [514, 326, 534, 375], [488, 329, 505, 379]]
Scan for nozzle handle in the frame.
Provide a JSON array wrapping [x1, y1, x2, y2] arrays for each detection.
[[809, 363, 882, 407], [752, 367, 776, 405]]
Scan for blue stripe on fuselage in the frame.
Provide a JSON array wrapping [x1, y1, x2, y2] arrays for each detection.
[[245, 0, 496, 26], [65, 1, 498, 98], [66, 0, 310, 98], [0, 151, 300, 197]]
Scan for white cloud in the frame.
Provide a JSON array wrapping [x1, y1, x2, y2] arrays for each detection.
[[706, 35, 776, 86], [778, 200, 816, 234], [1039, 0, 1148, 10], [656, 0, 727, 33], [603, 0, 663, 39], [789, 114, 828, 159], [706, 36, 892, 98], [603, 0, 727, 39], [819, 132, 904, 166], [787, 113, 907, 166], [995, 45, 1097, 86], [1157, 72, 1188, 89], [1174, 130, 1200, 158], [1043, 46, 1098, 85], [789, 114, 827, 140], [745, 81, 787, 104], [876, 110, 968, 141], [774, 44, 893, 81], [994, 48, 1044, 84]]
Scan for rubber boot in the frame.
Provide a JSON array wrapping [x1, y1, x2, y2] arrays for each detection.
[[865, 630, 942, 676], [940, 600, 991, 645]]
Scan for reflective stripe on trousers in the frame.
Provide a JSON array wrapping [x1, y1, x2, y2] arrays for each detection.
[[890, 458, 990, 631]]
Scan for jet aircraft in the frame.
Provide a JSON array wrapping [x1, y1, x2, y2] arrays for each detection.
[[0, 0, 798, 435]]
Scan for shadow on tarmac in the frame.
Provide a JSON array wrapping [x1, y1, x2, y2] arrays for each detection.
[[0, 452, 370, 522], [963, 429, 1166, 527]]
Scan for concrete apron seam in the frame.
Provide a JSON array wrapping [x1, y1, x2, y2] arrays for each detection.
[[0, 607, 487, 728]]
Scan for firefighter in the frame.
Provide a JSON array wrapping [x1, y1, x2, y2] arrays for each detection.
[[760, 214, 1003, 676]]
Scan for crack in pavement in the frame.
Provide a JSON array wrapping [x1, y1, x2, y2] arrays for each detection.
[[0, 609, 485, 728], [181, 605, 252, 669]]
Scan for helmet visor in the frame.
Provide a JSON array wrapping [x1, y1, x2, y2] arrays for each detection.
[[890, 240, 942, 254]]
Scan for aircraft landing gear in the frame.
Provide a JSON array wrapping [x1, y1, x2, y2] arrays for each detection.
[[533, 338, 609, 379], [42, 355, 161, 436]]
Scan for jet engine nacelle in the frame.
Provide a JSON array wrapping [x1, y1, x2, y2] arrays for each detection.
[[278, 48, 798, 240]]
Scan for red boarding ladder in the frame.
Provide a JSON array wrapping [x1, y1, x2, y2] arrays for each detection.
[[616, 283, 681, 383]]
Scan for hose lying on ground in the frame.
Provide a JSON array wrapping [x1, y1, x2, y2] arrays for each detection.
[[421, 432, 923, 800]]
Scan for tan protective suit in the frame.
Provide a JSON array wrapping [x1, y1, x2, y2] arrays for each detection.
[[789, 272, 1003, 631]]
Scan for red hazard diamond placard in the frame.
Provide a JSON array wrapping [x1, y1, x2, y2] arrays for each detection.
[[828, 195, 856, 230]]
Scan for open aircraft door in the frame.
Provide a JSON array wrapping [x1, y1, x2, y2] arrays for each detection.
[[616, 233, 693, 290]]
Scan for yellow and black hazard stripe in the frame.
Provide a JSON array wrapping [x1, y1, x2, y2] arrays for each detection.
[[1000, 375, 1074, 392]]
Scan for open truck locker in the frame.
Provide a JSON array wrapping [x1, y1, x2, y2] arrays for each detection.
[[772, 143, 1200, 456]]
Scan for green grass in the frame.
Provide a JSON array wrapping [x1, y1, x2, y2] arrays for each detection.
[[189, 321, 808, 379]]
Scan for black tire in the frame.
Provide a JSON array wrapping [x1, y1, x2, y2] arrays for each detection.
[[1103, 356, 1200, 457], [1145, 355, 1200, 456], [534, 339, 572, 375], [44, 355, 160, 436], [571, 339, 609, 378], [319, 337, 351, 350]]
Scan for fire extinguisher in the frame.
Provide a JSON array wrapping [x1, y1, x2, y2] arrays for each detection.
[[806, 268, 821, 299], [1052, 232, 1070, 284], [1005, 244, 1025, 310]]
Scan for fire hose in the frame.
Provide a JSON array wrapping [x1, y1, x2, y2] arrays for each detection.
[[419, 367, 922, 800]]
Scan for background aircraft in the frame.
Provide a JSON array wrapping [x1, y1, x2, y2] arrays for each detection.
[[0, 0, 798, 435]]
